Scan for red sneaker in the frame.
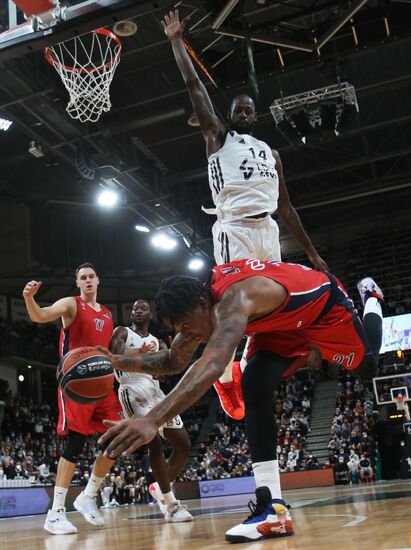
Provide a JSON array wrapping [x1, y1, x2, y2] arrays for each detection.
[[214, 361, 244, 420]]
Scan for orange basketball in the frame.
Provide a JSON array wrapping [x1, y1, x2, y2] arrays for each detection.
[[57, 346, 114, 404]]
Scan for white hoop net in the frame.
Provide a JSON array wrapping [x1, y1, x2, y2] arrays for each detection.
[[45, 28, 121, 123]]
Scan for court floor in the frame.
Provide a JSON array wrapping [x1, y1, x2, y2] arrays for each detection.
[[1, 480, 411, 549]]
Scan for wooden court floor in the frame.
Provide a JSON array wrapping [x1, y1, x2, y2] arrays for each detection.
[[1, 480, 411, 550]]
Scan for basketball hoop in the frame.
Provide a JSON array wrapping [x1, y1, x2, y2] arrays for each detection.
[[45, 28, 121, 123]]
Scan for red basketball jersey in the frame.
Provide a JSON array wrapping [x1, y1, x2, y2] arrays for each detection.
[[210, 259, 334, 334], [59, 296, 113, 358]]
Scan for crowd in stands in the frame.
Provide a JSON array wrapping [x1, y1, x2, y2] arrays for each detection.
[[328, 372, 378, 485], [0, 386, 209, 505], [0, 319, 59, 364], [178, 370, 319, 481]]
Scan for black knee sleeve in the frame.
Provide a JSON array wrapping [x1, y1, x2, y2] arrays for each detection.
[[363, 312, 382, 359], [242, 351, 293, 463], [62, 430, 87, 463]]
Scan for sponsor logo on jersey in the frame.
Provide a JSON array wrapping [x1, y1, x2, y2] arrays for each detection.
[[220, 266, 241, 276]]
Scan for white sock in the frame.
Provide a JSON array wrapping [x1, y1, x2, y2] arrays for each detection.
[[253, 460, 282, 500], [84, 474, 104, 499], [154, 482, 164, 498], [52, 486, 68, 511], [363, 297, 382, 319], [163, 491, 177, 506], [218, 364, 233, 383]]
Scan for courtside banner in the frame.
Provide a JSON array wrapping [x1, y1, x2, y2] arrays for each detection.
[[199, 477, 255, 498], [0, 488, 50, 517]]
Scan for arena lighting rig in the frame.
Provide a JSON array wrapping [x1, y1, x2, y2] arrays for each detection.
[[270, 82, 359, 145]]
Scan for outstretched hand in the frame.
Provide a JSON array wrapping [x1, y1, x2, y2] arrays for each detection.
[[161, 10, 190, 41], [98, 417, 158, 458]]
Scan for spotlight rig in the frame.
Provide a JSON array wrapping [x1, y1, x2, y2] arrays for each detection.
[[270, 82, 359, 145]]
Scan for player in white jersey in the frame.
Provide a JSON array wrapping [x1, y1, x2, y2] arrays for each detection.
[[110, 299, 192, 522], [162, 10, 329, 419]]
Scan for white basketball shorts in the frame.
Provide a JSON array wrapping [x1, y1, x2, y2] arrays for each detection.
[[212, 215, 281, 265], [118, 379, 183, 435]]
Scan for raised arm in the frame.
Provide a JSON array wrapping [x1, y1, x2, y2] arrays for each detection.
[[162, 10, 225, 149], [23, 280, 75, 324], [274, 150, 329, 272], [98, 287, 250, 457]]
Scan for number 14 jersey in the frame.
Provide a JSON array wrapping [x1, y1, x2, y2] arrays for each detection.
[[207, 131, 279, 222]]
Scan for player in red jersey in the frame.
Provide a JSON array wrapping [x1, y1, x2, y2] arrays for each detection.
[[23, 262, 122, 535], [98, 259, 383, 543]]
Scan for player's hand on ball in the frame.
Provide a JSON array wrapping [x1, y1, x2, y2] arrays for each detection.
[[161, 10, 190, 41], [23, 280, 42, 298], [99, 417, 157, 457]]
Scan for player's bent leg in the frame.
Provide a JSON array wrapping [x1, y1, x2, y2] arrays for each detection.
[[45, 431, 87, 535], [74, 452, 113, 527], [226, 351, 294, 542], [148, 434, 171, 515]]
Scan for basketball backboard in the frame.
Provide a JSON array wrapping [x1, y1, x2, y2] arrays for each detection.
[[373, 373, 411, 405], [0, 0, 169, 62]]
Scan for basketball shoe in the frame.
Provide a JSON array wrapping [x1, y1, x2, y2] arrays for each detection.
[[225, 486, 294, 543], [213, 361, 244, 420], [149, 482, 167, 515], [357, 277, 384, 306], [73, 491, 105, 526], [44, 507, 78, 535], [165, 501, 193, 523]]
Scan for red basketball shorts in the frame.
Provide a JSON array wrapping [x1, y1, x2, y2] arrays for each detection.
[[247, 287, 371, 379], [57, 388, 123, 437]]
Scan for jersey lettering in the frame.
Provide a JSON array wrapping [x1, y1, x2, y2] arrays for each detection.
[[246, 259, 266, 271], [95, 319, 105, 332], [239, 159, 254, 180]]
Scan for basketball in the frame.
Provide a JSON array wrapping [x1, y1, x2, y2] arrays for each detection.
[[57, 346, 114, 404]]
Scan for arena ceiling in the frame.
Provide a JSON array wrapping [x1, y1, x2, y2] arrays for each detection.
[[0, 0, 411, 302]]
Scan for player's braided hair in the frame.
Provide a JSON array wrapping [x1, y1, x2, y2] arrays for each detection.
[[154, 275, 209, 325]]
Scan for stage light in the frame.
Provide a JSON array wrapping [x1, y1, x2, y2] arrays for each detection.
[[336, 103, 357, 134], [18, 375, 24, 382], [276, 118, 302, 145], [188, 258, 205, 271], [0, 117, 13, 131], [27, 365, 32, 369], [135, 224, 150, 233], [97, 189, 119, 207], [151, 233, 177, 250]]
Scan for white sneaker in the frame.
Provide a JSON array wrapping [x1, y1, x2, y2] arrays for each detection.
[[149, 483, 167, 515], [357, 277, 384, 305], [73, 491, 105, 527], [110, 499, 120, 507], [165, 501, 193, 523], [44, 507, 78, 535]]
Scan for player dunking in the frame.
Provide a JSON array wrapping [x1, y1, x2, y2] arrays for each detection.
[[110, 298, 192, 522], [162, 10, 328, 419], [98, 263, 383, 543], [23, 263, 122, 535]]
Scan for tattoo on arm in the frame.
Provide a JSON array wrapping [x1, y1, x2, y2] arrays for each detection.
[[113, 336, 199, 376], [146, 291, 248, 425]]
